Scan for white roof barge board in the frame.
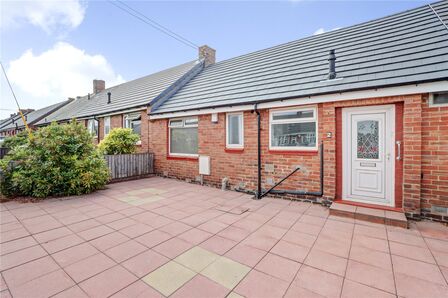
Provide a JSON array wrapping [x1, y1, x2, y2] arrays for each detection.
[[151, 1, 448, 116]]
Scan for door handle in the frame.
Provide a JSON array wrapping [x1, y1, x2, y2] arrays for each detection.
[[396, 141, 401, 160]]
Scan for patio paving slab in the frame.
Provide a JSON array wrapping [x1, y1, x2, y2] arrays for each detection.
[[142, 261, 195, 296], [201, 256, 250, 289], [0, 177, 447, 298], [174, 246, 219, 272]]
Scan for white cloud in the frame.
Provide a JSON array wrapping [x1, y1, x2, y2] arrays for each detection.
[[2, 42, 124, 117], [1, 0, 86, 33], [313, 27, 341, 35]]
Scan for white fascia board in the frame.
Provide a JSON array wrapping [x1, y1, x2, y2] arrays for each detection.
[[149, 81, 448, 120]]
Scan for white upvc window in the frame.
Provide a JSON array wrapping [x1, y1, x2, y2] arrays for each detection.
[[87, 119, 98, 137], [269, 106, 318, 150], [104, 116, 111, 136], [429, 92, 448, 107], [226, 112, 244, 148], [124, 112, 141, 137], [169, 117, 198, 157]]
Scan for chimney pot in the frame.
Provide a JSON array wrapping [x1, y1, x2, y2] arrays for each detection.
[[198, 45, 216, 67], [93, 79, 105, 94]]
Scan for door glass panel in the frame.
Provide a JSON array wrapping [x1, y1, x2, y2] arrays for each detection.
[[357, 120, 379, 159]]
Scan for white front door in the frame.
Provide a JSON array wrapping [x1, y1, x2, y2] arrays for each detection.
[[342, 105, 395, 207]]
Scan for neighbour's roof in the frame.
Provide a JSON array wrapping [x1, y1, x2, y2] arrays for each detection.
[[0, 100, 72, 131], [37, 60, 201, 124], [151, 1, 448, 114], [0, 111, 34, 130]]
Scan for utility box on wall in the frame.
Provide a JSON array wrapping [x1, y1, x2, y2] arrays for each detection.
[[199, 155, 211, 175]]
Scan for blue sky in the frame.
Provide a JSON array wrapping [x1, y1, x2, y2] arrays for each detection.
[[0, 0, 433, 119]]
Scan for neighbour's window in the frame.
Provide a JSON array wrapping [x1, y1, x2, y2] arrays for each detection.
[[124, 113, 141, 137], [169, 117, 198, 156], [226, 113, 244, 148], [104, 116, 111, 136], [269, 107, 317, 150], [87, 119, 98, 137], [429, 92, 448, 107]]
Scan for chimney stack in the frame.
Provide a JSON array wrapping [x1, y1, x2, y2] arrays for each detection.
[[199, 45, 216, 67], [93, 79, 105, 94], [328, 50, 337, 80]]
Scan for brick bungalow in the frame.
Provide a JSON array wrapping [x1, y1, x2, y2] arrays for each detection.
[[147, 1, 448, 222], [0, 101, 72, 136], [34, 54, 209, 148], [0, 109, 34, 137]]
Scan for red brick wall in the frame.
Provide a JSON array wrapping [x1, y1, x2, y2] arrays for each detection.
[[140, 109, 150, 153], [98, 118, 104, 141], [96, 110, 148, 153], [421, 95, 448, 221], [148, 108, 323, 192], [111, 114, 123, 130], [147, 93, 444, 219], [97, 114, 123, 142]]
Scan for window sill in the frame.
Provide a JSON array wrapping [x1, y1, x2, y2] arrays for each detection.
[[268, 149, 318, 155], [167, 155, 199, 161], [225, 148, 244, 153]]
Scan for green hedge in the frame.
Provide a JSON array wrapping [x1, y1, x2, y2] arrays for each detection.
[[0, 120, 109, 198]]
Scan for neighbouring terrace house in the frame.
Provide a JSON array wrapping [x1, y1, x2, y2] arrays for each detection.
[[0, 101, 72, 137], [34, 52, 210, 149], [0, 110, 34, 137], [147, 1, 448, 222]]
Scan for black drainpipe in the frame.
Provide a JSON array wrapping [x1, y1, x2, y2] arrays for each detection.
[[252, 103, 262, 199]]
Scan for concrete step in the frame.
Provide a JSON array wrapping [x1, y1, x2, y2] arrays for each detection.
[[330, 202, 408, 228]]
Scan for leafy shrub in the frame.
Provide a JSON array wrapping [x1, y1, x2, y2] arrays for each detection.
[[1, 131, 28, 149], [0, 120, 109, 198], [98, 128, 140, 155]]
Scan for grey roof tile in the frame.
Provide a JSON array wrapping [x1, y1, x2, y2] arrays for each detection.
[[36, 60, 200, 124], [152, 1, 448, 114], [0, 100, 72, 131]]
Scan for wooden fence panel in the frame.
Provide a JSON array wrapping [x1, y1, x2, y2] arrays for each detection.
[[105, 153, 154, 181]]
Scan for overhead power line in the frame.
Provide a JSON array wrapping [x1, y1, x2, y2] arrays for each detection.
[[108, 0, 199, 50], [1, 61, 32, 137]]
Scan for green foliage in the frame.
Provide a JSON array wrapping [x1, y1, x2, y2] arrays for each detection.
[[0, 120, 109, 198], [1, 131, 29, 149], [98, 128, 140, 155]]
